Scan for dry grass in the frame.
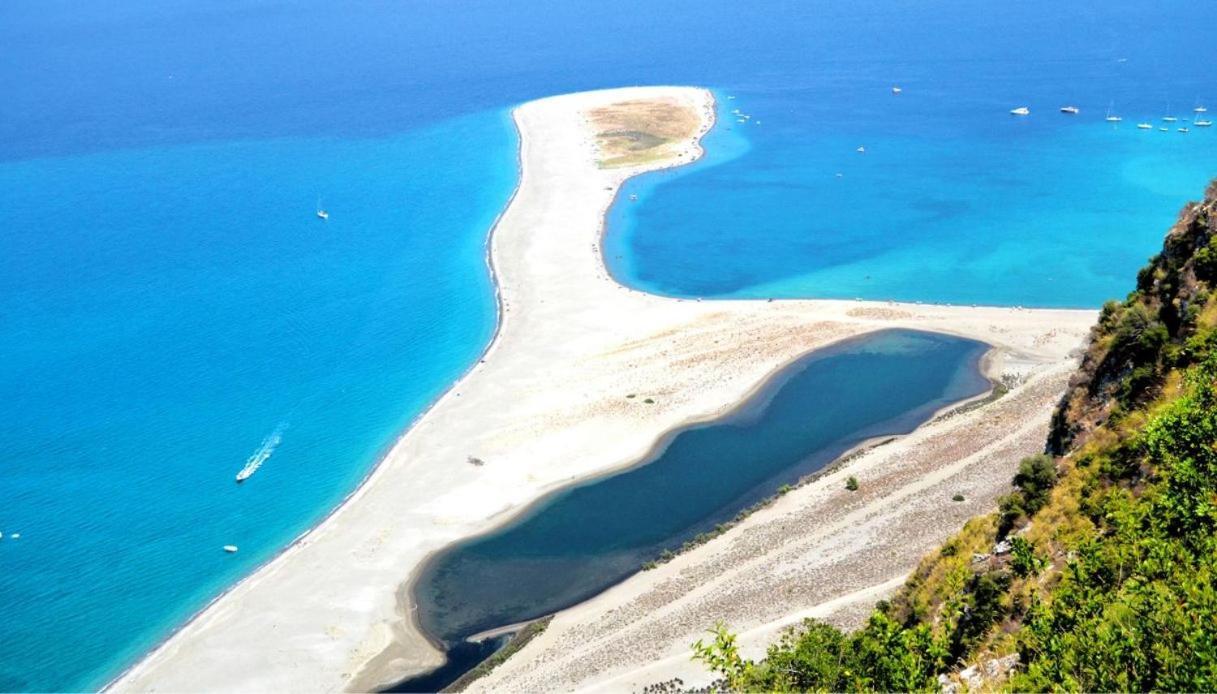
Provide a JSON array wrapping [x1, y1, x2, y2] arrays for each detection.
[[587, 98, 701, 168]]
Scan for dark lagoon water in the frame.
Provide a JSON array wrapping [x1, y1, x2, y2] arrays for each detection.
[[411, 330, 987, 660]]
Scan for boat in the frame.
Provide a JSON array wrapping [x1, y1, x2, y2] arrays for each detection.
[[1010, 106, 1030, 116], [223, 545, 239, 553], [1137, 122, 1153, 130], [1178, 127, 1190, 133], [1105, 102, 1122, 123], [316, 197, 329, 221], [1060, 106, 1080, 114], [235, 429, 282, 483], [856, 146, 866, 153], [1163, 116, 1178, 122], [1159, 127, 1169, 132], [1195, 105, 1208, 113], [891, 86, 902, 94], [1196, 120, 1213, 127]]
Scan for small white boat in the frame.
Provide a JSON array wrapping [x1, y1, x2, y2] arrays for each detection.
[[1010, 106, 1031, 116], [856, 146, 866, 153], [316, 197, 329, 221], [727, 95, 736, 100], [1195, 105, 1208, 113], [629, 194, 638, 201], [236, 429, 282, 483], [1137, 122, 1152, 129], [1105, 102, 1122, 123], [891, 86, 902, 94], [1196, 120, 1213, 127], [10, 533, 18, 540], [1060, 106, 1080, 114], [223, 545, 239, 553], [1163, 116, 1178, 122], [1178, 127, 1190, 133], [1159, 127, 1169, 132]]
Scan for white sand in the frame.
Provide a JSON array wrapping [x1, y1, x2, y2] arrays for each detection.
[[111, 86, 1095, 693]]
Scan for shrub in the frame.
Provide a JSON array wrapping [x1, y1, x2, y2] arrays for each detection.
[[1008, 536, 1044, 577], [845, 476, 859, 491], [1013, 454, 1057, 515]]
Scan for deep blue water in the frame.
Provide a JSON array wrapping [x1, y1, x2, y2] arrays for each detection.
[[413, 330, 987, 650], [2, 1, 1216, 691]]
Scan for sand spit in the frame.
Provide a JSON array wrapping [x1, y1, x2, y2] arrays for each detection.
[[111, 86, 1094, 693]]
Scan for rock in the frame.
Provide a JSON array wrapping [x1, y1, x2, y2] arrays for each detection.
[[993, 539, 1013, 555], [959, 665, 982, 689], [971, 552, 990, 564]]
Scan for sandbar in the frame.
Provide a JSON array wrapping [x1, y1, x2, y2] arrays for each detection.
[[110, 86, 1094, 692]]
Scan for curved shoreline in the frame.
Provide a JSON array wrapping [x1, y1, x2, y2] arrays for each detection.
[[99, 109, 522, 693], [111, 86, 1096, 693], [403, 329, 989, 646]]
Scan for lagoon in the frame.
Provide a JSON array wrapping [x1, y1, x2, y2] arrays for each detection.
[[411, 330, 988, 665]]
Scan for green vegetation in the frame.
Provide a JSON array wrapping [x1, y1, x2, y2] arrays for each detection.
[[845, 476, 859, 492], [695, 184, 1217, 691], [951, 493, 965, 502]]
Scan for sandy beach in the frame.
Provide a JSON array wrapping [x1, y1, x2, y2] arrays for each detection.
[[111, 86, 1095, 693]]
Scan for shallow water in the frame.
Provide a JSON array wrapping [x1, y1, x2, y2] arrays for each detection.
[[413, 330, 988, 648]]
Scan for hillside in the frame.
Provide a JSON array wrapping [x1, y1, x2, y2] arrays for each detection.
[[695, 181, 1217, 692]]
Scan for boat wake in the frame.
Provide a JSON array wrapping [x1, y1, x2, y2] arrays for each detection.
[[236, 424, 286, 483]]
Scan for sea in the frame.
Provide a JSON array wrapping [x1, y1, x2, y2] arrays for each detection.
[[1, 1, 1214, 690]]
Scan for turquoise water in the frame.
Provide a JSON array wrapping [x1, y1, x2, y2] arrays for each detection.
[[3, 1, 1216, 690], [0, 114, 516, 690], [408, 331, 986, 685], [607, 92, 1217, 307]]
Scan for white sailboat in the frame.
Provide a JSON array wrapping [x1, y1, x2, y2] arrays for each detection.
[[1010, 106, 1030, 116], [316, 197, 329, 221], [1104, 102, 1122, 123]]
